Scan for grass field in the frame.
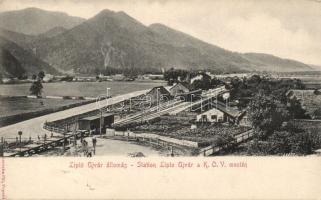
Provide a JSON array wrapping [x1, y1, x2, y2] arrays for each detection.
[[0, 81, 166, 97], [0, 81, 165, 119], [0, 96, 87, 117]]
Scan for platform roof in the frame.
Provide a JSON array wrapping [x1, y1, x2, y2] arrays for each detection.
[[80, 113, 114, 121]]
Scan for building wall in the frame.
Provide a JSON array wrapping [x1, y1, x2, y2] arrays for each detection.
[[146, 87, 171, 106], [196, 108, 224, 123]]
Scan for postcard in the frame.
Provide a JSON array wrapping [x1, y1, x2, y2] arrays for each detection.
[[0, 0, 320, 199]]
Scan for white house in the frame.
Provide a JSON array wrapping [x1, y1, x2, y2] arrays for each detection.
[[196, 107, 224, 123], [196, 101, 249, 125]]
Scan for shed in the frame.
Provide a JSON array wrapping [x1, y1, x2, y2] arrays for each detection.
[[78, 113, 114, 134]]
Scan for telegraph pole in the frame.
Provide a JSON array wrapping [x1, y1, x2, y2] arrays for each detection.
[[100, 110, 102, 137]]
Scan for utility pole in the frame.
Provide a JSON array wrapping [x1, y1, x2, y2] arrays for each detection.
[[63, 132, 66, 154], [100, 110, 103, 137], [18, 131, 22, 153], [157, 88, 160, 111]]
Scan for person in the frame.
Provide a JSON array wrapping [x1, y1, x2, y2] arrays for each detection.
[[92, 137, 97, 155], [82, 139, 88, 156]]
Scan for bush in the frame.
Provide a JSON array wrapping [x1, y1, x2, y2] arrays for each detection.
[[246, 129, 321, 155]]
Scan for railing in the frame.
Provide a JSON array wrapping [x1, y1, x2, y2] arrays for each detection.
[[43, 123, 68, 134]]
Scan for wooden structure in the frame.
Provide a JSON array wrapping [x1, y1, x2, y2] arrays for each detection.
[[146, 86, 171, 106], [78, 113, 114, 134], [196, 101, 246, 124], [3, 131, 89, 157], [199, 129, 253, 156]]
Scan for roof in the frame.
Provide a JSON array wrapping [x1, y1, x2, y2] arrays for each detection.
[[147, 86, 171, 96], [80, 113, 114, 121], [200, 101, 243, 119], [170, 82, 191, 90]]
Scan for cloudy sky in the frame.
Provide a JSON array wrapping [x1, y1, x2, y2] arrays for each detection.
[[1, 0, 321, 66]]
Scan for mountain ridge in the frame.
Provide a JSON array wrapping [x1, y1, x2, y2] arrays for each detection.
[[0, 7, 85, 35], [0, 8, 314, 77], [0, 36, 58, 77]]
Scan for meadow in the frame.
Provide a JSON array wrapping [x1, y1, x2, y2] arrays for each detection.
[[0, 81, 165, 120]]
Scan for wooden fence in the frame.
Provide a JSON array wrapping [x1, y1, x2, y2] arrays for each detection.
[[199, 129, 254, 156]]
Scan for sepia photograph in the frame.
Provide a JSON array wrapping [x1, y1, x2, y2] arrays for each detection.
[[0, 0, 320, 199]]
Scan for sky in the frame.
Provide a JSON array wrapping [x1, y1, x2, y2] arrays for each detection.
[[1, 0, 321, 67]]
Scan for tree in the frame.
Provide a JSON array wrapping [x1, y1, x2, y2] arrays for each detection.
[[164, 68, 190, 85], [29, 80, 43, 97], [287, 97, 308, 119], [247, 129, 321, 155], [38, 71, 45, 80], [248, 93, 289, 138], [29, 71, 45, 97], [191, 73, 212, 90]]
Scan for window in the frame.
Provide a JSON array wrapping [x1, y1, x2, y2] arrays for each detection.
[[211, 115, 217, 120]]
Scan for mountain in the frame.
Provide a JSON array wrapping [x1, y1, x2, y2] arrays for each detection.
[[309, 64, 321, 71], [0, 7, 85, 35], [242, 53, 313, 72], [31, 9, 168, 74], [0, 8, 314, 75], [38, 26, 68, 38], [149, 23, 255, 72], [0, 47, 25, 78], [0, 36, 58, 77], [29, 10, 250, 74], [0, 28, 36, 49], [31, 9, 312, 74]]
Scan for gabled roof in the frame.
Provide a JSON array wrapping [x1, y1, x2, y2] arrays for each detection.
[[169, 82, 191, 91], [200, 101, 243, 119], [146, 86, 171, 96]]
